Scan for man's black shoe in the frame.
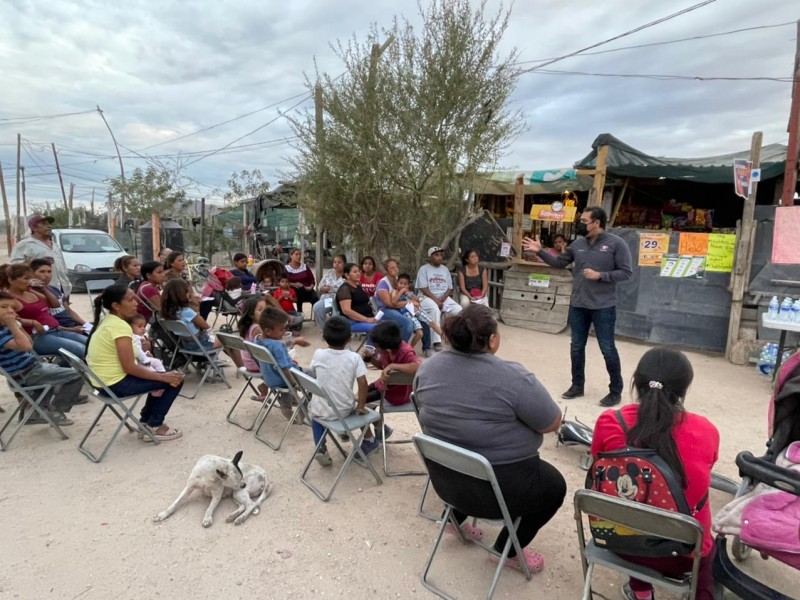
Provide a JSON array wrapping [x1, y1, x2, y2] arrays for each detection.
[[599, 392, 622, 407], [561, 386, 584, 399]]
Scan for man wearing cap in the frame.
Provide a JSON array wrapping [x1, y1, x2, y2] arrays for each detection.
[[11, 214, 72, 296], [415, 246, 462, 353]]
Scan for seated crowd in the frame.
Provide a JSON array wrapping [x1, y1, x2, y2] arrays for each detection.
[[0, 242, 721, 600]]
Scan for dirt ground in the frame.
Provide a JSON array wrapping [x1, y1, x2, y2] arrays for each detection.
[[0, 290, 796, 600]]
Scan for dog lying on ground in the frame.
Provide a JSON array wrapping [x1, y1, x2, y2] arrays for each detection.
[[154, 450, 272, 527]]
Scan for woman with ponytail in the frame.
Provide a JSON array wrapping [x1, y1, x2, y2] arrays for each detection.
[[591, 347, 719, 600], [86, 285, 185, 441], [414, 304, 566, 575]]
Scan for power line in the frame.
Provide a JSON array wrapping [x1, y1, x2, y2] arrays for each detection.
[[531, 69, 795, 82], [519, 0, 718, 74], [0, 109, 96, 125]]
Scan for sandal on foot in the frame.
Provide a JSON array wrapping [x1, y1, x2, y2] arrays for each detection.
[[445, 522, 485, 542], [490, 548, 544, 574], [139, 425, 182, 442]]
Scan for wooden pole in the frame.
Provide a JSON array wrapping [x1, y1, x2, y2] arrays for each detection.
[[726, 131, 763, 363], [199, 196, 206, 258], [15, 133, 21, 241], [20, 166, 27, 219], [608, 177, 630, 227], [780, 20, 800, 205], [512, 175, 524, 259], [0, 162, 12, 254], [152, 212, 160, 261], [52, 143, 69, 211], [314, 83, 325, 284], [90, 188, 95, 214], [107, 191, 115, 238], [68, 183, 74, 227], [588, 145, 608, 207]]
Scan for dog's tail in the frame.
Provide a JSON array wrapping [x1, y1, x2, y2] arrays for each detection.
[[254, 481, 273, 508]]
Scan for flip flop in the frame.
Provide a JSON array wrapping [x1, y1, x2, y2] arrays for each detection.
[[490, 547, 545, 574], [139, 425, 182, 442], [445, 522, 485, 542]]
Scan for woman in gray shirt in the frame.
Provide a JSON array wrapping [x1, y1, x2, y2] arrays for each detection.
[[414, 305, 566, 574]]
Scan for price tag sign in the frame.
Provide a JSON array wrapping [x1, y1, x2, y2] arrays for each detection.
[[638, 233, 670, 267], [500, 242, 511, 257], [528, 273, 551, 288]]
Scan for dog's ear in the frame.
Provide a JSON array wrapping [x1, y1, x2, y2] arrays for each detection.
[[216, 469, 228, 479], [232, 450, 243, 466]]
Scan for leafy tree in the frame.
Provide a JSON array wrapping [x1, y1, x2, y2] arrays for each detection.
[[289, 0, 524, 268], [107, 166, 189, 222], [29, 203, 108, 230], [223, 169, 270, 205]]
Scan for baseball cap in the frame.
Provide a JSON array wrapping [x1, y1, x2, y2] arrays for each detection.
[[427, 246, 444, 257], [28, 214, 54, 229]]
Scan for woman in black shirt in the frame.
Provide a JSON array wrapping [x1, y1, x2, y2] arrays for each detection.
[[335, 263, 378, 336]]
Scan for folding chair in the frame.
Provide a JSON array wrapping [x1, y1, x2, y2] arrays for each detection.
[[210, 290, 241, 333], [0, 362, 69, 450], [159, 320, 231, 399], [291, 367, 383, 502], [412, 432, 533, 600], [331, 297, 367, 352], [573, 489, 704, 600], [409, 392, 441, 522], [217, 332, 266, 431], [85, 278, 116, 314], [379, 371, 425, 477], [243, 341, 307, 450], [58, 349, 159, 462]]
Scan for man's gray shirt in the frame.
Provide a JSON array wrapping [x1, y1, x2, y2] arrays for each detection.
[[537, 231, 632, 310]]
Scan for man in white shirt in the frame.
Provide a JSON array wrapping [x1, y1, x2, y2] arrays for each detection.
[[10, 214, 72, 297], [415, 246, 462, 351]]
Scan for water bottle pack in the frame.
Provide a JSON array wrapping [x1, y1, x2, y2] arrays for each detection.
[[766, 296, 800, 324]]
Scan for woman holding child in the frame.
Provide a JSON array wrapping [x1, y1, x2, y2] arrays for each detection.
[[373, 258, 417, 344], [312, 254, 346, 328], [414, 304, 566, 574]]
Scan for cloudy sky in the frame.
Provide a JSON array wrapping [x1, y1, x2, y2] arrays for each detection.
[[0, 0, 796, 211]]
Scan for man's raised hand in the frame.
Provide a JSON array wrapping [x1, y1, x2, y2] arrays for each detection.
[[522, 236, 542, 253]]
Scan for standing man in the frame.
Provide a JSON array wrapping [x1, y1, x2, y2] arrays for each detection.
[[523, 206, 632, 407], [10, 214, 73, 297], [415, 246, 462, 353]]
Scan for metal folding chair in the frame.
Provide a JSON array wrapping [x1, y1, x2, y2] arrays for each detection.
[[408, 392, 441, 522], [58, 349, 159, 462], [412, 432, 532, 600], [379, 371, 425, 477], [160, 319, 231, 399], [243, 340, 306, 450], [210, 290, 241, 333], [573, 489, 704, 600], [292, 367, 383, 502], [85, 278, 116, 314], [217, 332, 266, 431], [0, 362, 69, 450], [331, 297, 367, 352]]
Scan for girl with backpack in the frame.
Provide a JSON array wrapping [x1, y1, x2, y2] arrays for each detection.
[[591, 347, 719, 600]]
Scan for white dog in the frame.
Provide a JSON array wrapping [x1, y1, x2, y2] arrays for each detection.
[[154, 451, 272, 527]]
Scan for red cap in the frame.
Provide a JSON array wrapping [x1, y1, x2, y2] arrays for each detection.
[[28, 214, 54, 229]]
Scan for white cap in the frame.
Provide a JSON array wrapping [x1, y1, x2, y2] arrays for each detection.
[[427, 246, 444, 257]]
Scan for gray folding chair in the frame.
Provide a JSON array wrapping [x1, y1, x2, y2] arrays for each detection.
[[412, 432, 532, 600], [160, 319, 230, 399], [331, 297, 367, 352], [58, 349, 159, 462], [217, 332, 266, 431], [291, 368, 383, 502], [379, 371, 425, 477], [243, 341, 306, 450], [573, 489, 704, 600], [409, 392, 442, 522], [85, 278, 116, 314], [0, 362, 69, 450]]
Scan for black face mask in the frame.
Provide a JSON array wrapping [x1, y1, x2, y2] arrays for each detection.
[[576, 223, 589, 237]]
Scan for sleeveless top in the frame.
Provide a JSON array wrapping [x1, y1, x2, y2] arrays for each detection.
[[460, 265, 485, 292]]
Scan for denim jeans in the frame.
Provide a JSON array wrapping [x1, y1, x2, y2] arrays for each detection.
[[17, 361, 84, 412], [379, 308, 415, 342], [348, 319, 376, 339], [104, 375, 182, 428], [33, 329, 87, 360], [568, 305, 623, 394], [311, 420, 327, 451]]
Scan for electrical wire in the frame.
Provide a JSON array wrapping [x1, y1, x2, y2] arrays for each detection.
[[0, 109, 96, 125], [531, 69, 795, 82]]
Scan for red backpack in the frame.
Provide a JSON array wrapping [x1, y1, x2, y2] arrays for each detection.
[[585, 410, 706, 557]]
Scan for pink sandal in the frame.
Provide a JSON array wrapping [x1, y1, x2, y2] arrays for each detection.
[[445, 522, 484, 542], [490, 547, 545, 574]]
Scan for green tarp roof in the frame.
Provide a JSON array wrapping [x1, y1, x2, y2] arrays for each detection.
[[575, 133, 787, 184], [472, 169, 595, 196]]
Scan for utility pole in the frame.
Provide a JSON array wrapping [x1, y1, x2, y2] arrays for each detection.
[[314, 83, 325, 284], [97, 105, 126, 224], [107, 191, 115, 237], [52, 143, 69, 211], [20, 166, 27, 220], [200, 196, 206, 258], [781, 20, 800, 205], [90, 187, 95, 214], [68, 183, 75, 227], [0, 162, 11, 253], [15, 133, 21, 241]]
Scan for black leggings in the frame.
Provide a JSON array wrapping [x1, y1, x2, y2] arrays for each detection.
[[427, 455, 567, 557]]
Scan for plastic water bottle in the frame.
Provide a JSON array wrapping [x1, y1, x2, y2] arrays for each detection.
[[247, 254, 254, 266], [249, 282, 257, 295], [792, 299, 800, 324], [780, 297, 793, 322], [768, 296, 779, 321], [757, 343, 774, 376]]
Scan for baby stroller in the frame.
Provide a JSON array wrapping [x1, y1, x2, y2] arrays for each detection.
[[713, 351, 800, 599]]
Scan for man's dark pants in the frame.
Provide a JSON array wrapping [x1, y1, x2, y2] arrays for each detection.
[[568, 305, 623, 394]]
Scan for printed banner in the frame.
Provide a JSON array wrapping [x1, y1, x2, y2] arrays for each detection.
[[660, 254, 705, 279], [677, 232, 709, 256], [706, 233, 736, 272], [528, 273, 551, 288], [638, 232, 670, 267], [733, 159, 752, 199], [530, 203, 577, 222]]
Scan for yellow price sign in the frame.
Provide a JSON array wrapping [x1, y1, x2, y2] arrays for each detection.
[[638, 233, 670, 267]]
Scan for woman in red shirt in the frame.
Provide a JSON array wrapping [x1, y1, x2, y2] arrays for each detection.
[[359, 256, 383, 297], [591, 347, 719, 600], [285, 248, 318, 314]]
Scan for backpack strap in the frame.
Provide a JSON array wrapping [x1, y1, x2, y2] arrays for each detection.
[[692, 493, 708, 516], [614, 409, 629, 433]]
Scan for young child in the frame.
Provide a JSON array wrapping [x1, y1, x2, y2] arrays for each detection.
[[30, 258, 90, 333], [255, 307, 310, 419], [130, 314, 166, 396], [397, 273, 443, 338], [230, 252, 256, 289], [272, 276, 300, 316], [257, 274, 274, 293], [309, 316, 377, 467], [238, 296, 269, 400], [225, 276, 243, 301]]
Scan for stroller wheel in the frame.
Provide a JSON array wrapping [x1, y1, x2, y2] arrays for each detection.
[[731, 536, 752, 561]]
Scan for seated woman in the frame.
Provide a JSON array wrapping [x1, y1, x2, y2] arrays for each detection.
[[285, 248, 318, 314], [135, 261, 166, 322], [87, 285, 185, 441], [31, 258, 89, 332], [591, 347, 719, 600], [414, 305, 565, 574], [359, 256, 383, 297], [335, 262, 378, 337], [230, 252, 256, 289], [114, 255, 142, 288], [312, 254, 346, 328], [457, 248, 489, 309], [0, 263, 87, 359], [163, 251, 188, 281], [373, 258, 417, 345]]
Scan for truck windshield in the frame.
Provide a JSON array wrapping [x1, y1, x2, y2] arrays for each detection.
[[59, 233, 123, 253]]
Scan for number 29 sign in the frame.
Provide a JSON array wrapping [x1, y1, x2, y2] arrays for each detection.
[[638, 233, 670, 267]]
